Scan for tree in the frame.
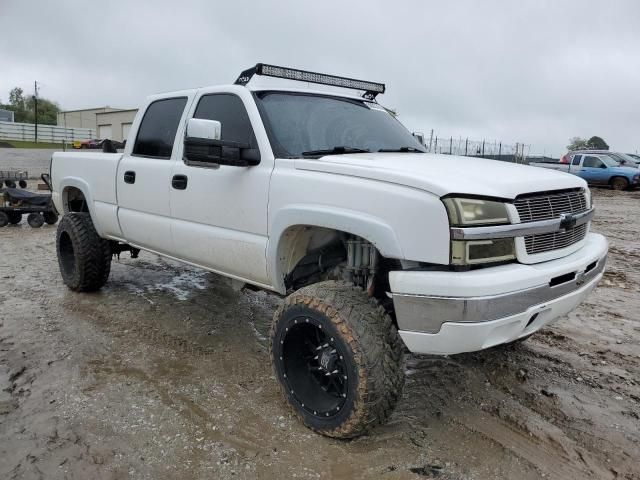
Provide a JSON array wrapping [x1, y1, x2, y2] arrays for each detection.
[[8, 87, 25, 109], [0, 86, 59, 125], [567, 135, 609, 151], [587, 136, 608, 150], [567, 137, 589, 151]]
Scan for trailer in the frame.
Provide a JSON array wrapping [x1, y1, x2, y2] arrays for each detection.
[[0, 174, 58, 228]]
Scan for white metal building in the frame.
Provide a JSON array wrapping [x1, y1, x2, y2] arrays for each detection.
[[95, 109, 138, 142]]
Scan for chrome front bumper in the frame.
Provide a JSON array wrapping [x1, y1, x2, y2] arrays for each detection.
[[389, 232, 608, 353]]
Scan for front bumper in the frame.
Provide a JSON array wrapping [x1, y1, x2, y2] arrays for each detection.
[[390, 232, 608, 355]]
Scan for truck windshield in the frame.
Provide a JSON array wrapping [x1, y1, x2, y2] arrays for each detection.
[[255, 92, 426, 158]]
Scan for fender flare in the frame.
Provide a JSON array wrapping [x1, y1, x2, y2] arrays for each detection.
[[267, 204, 405, 293], [57, 177, 102, 234]]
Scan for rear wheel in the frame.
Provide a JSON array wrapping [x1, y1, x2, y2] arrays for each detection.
[[610, 177, 629, 191], [270, 281, 405, 438], [27, 213, 44, 228], [7, 212, 21, 224], [56, 213, 111, 291], [43, 212, 59, 225], [0, 212, 8, 227]]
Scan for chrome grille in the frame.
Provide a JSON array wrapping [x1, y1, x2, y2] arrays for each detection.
[[514, 189, 587, 223], [524, 224, 588, 255], [515, 189, 589, 255]]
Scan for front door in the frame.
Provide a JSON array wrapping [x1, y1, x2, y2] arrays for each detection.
[[579, 155, 608, 185], [169, 90, 273, 286], [117, 96, 190, 254]]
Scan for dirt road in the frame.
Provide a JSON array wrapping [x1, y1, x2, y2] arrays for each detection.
[[1, 189, 638, 480]]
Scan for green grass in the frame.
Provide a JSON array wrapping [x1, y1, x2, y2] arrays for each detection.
[[0, 140, 65, 149]]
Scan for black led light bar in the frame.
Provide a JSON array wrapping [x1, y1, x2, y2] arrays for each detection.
[[234, 63, 385, 99]]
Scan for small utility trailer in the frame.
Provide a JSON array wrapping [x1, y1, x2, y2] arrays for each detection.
[[0, 174, 58, 228]]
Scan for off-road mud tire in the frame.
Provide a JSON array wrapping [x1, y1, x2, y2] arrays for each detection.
[[270, 280, 405, 438], [56, 213, 111, 292], [610, 177, 629, 191], [27, 213, 44, 228], [7, 212, 21, 224]]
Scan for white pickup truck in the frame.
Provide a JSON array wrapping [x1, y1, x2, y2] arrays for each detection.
[[50, 64, 608, 438]]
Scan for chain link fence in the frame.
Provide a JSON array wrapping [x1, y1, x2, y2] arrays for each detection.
[[414, 132, 531, 163]]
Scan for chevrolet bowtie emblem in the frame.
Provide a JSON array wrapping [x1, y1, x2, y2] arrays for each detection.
[[560, 213, 577, 230]]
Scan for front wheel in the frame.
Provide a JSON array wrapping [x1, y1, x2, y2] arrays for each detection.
[[270, 281, 405, 438], [56, 213, 112, 291], [610, 177, 629, 191]]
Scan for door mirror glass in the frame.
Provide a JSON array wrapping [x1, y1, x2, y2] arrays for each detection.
[[186, 118, 221, 141]]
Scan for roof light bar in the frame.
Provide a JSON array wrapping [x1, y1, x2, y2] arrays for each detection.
[[234, 63, 385, 99]]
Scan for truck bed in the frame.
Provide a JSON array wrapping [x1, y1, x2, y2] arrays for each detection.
[[51, 151, 123, 237]]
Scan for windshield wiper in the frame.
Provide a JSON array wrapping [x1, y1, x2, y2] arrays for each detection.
[[301, 146, 370, 157], [377, 147, 424, 153]]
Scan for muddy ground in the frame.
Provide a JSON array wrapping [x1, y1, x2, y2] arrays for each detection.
[[1, 188, 639, 480]]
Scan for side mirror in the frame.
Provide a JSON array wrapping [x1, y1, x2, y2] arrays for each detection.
[[600, 164, 607, 169], [187, 118, 221, 141], [184, 118, 260, 167]]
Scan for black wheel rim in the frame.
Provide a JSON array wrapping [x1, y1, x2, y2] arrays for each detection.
[[279, 317, 348, 418]]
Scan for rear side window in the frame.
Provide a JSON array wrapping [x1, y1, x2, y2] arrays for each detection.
[[193, 94, 256, 146], [133, 97, 187, 158], [571, 155, 581, 166]]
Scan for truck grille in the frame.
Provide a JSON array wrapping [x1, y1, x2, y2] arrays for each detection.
[[514, 189, 587, 223], [514, 189, 589, 255], [524, 223, 588, 255]]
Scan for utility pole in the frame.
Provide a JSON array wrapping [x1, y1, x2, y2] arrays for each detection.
[[34, 80, 39, 143]]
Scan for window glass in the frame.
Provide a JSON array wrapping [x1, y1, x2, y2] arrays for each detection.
[[194, 94, 255, 146], [133, 97, 187, 158], [255, 92, 425, 157], [583, 156, 603, 168], [571, 155, 581, 166]]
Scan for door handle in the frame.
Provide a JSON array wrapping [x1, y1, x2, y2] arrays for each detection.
[[123, 171, 136, 184], [172, 174, 188, 190]]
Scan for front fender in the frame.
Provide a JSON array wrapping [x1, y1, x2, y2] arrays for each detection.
[[267, 204, 404, 293]]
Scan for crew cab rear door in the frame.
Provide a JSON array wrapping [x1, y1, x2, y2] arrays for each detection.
[[169, 87, 273, 286], [116, 94, 193, 254]]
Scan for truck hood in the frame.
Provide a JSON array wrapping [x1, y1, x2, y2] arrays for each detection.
[[294, 153, 586, 199]]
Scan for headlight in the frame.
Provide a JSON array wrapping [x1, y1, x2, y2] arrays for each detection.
[[442, 197, 510, 226], [450, 239, 515, 265], [443, 197, 515, 265]]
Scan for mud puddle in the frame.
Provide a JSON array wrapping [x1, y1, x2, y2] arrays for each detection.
[[1, 189, 639, 479]]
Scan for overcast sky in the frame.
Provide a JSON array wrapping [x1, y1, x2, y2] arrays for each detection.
[[1, 0, 638, 156]]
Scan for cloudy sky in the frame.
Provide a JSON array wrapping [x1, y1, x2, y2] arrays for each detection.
[[1, 0, 638, 156]]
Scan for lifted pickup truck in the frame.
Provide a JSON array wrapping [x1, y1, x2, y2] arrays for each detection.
[[531, 152, 640, 190], [50, 64, 608, 438]]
